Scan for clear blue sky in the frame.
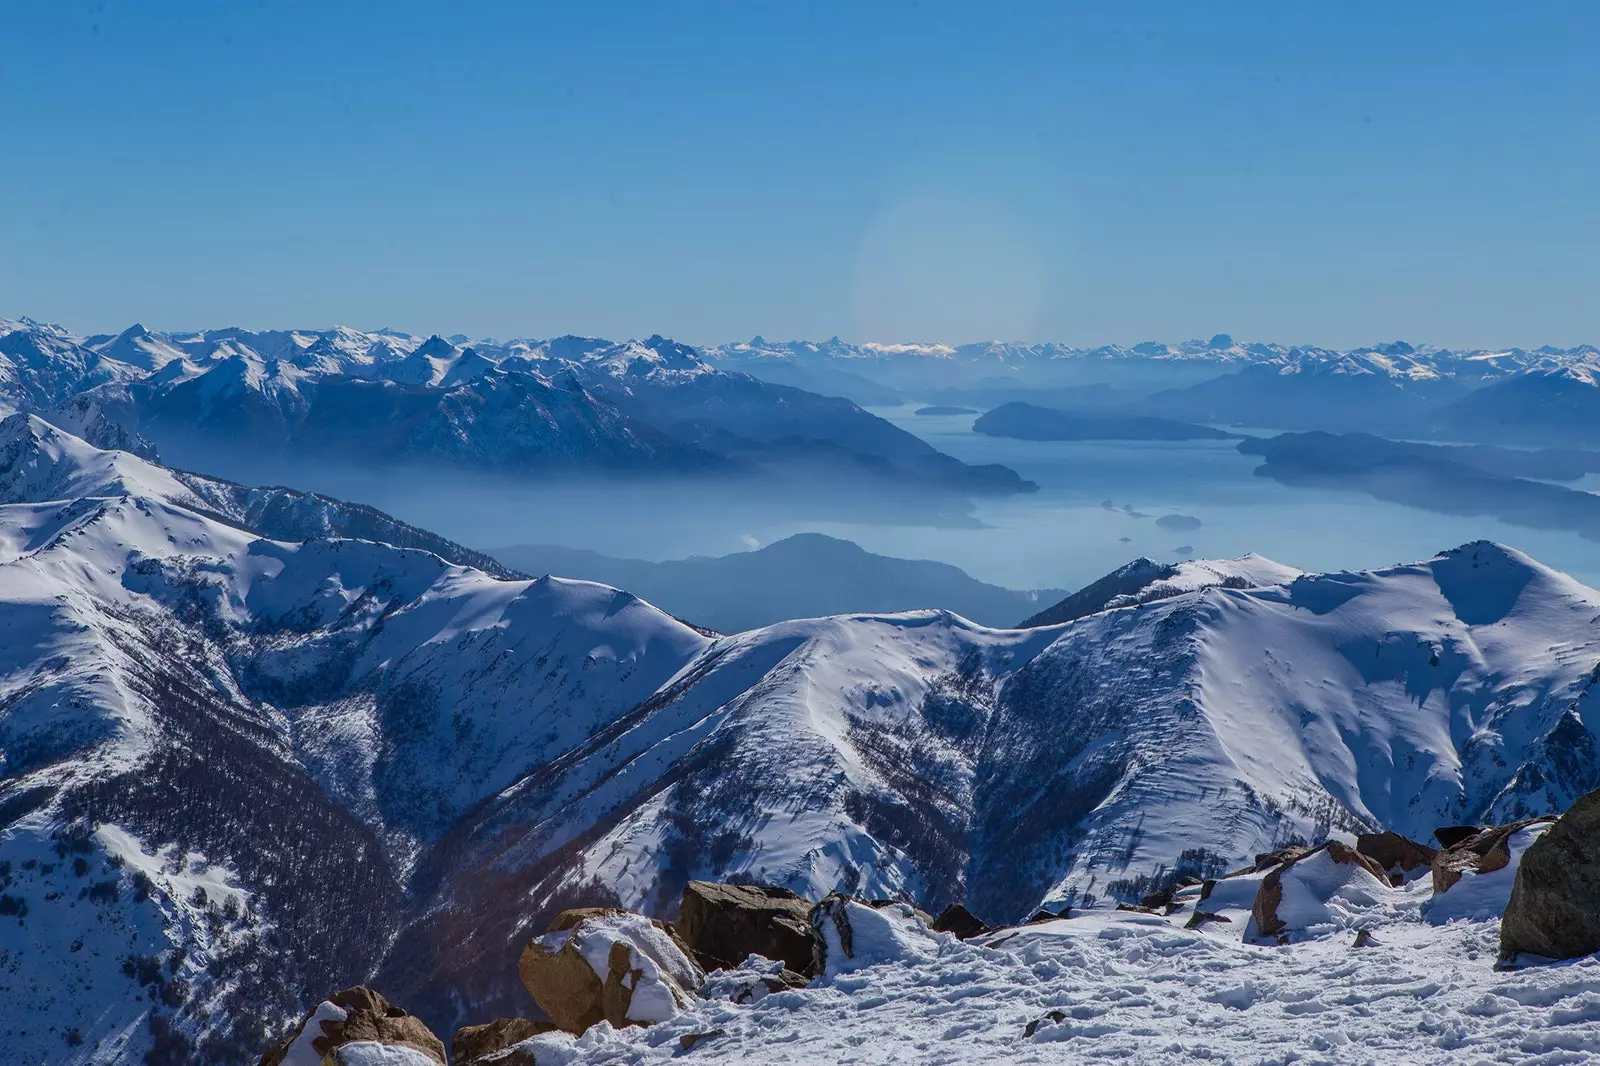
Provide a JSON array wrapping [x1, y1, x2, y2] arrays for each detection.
[[4, 2, 1597, 349]]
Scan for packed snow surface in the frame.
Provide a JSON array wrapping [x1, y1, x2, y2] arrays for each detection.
[[507, 901, 1600, 1065]]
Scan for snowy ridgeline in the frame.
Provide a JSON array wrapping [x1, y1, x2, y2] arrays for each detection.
[[0, 414, 1599, 1061]]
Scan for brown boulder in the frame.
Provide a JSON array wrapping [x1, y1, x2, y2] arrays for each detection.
[[452, 1018, 555, 1065], [1252, 841, 1387, 939], [1501, 790, 1600, 961], [677, 881, 814, 974], [1432, 817, 1556, 894], [258, 987, 446, 1066], [931, 903, 989, 940], [1356, 830, 1438, 875], [518, 910, 701, 1035]]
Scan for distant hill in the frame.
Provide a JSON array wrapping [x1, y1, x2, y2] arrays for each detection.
[[973, 401, 1236, 441], [490, 533, 1065, 632]]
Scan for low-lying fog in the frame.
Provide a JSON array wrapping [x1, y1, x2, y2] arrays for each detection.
[[161, 404, 1600, 596]]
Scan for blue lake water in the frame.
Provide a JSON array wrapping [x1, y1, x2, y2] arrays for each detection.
[[786, 405, 1600, 592], [308, 402, 1600, 596]]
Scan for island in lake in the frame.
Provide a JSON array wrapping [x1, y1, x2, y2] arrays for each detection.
[[915, 405, 979, 416], [973, 401, 1237, 441]]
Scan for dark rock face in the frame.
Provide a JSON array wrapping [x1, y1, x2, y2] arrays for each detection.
[[258, 987, 447, 1066], [1501, 789, 1600, 961], [1432, 818, 1556, 894], [1357, 831, 1439, 875], [1435, 824, 1487, 849], [452, 1018, 554, 1065], [931, 903, 989, 940], [677, 881, 815, 974]]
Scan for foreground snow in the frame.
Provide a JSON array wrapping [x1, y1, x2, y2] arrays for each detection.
[[513, 902, 1600, 1065]]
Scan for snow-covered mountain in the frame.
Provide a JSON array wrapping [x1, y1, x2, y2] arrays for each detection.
[[0, 320, 1035, 496], [2, 418, 1597, 1061]]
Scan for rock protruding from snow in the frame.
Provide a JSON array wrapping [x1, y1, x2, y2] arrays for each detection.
[[517, 911, 702, 1035], [1423, 821, 1556, 925], [677, 881, 816, 974], [259, 986, 447, 1066], [1501, 788, 1600, 962], [452, 1017, 555, 1065], [1431, 818, 1557, 894], [1357, 831, 1439, 879], [1249, 841, 1391, 942], [810, 894, 943, 978], [931, 903, 990, 940]]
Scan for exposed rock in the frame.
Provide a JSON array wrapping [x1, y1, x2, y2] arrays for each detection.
[[931, 903, 989, 940], [1251, 844, 1312, 873], [1030, 908, 1068, 922], [1024, 1010, 1067, 1038], [1432, 818, 1556, 894], [678, 1029, 727, 1052], [1252, 841, 1388, 940], [547, 906, 627, 932], [452, 1018, 554, 1065], [1501, 789, 1600, 961], [677, 880, 814, 973], [1434, 824, 1486, 849], [1357, 830, 1438, 875], [1184, 910, 1232, 930], [258, 986, 446, 1066], [810, 892, 854, 974], [518, 911, 701, 1035]]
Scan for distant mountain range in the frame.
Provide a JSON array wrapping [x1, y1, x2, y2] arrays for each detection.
[[6, 318, 1600, 470], [0, 320, 1037, 502], [4, 416, 1599, 1062], [489, 533, 1065, 632]]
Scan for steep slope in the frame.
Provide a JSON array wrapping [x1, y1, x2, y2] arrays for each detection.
[[489, 533, 1065, 631], [980, 542, 1600, 915]]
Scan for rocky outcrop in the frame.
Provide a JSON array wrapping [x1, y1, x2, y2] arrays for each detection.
[[452, 1018, 554, 1065], [517, 910, 702, 1035], [1432, 818, 1556, 894], [258, 987, 446, 1066], [1501, 789, 1600, 961], [932, 903, 989, 940], [677, 880, 815, 973], [1356, 831, 1438, 877], [1252, 841, 1388, 940]]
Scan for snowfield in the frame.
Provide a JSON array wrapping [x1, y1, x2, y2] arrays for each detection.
[[509, 901, 1600, 1065]]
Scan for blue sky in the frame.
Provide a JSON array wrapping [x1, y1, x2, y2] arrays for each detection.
[[3, 2, 1597, 348]]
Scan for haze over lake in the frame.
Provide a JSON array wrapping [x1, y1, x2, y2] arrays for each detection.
[[273, 401, 1600, 594]]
